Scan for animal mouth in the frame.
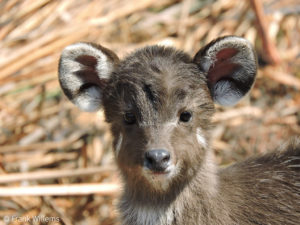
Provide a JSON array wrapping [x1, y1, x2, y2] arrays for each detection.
[[144, 164, 173, 175], [143, 165, 175, 180]]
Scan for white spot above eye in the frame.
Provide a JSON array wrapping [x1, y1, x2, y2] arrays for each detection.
[[196, 128, 207, 147]]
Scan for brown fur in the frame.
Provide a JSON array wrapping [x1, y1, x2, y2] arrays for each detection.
[[58, 37, 300, 225]]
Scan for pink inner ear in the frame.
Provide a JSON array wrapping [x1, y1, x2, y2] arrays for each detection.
[[207, 48, 239, 84], [74, 55, 107, 89], [216, 48, 238, 62], [76, 55, 98, 68]]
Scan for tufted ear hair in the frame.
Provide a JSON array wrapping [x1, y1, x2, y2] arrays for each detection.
[[58, 42, 119, 112], [193, 36, 257, 106]]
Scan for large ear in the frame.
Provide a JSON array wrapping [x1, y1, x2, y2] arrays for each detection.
[[193, 36, 257, 106], [58, 42, 119, 112]]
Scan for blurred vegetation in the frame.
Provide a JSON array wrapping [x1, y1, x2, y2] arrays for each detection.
[[0, 0, 299, 224]]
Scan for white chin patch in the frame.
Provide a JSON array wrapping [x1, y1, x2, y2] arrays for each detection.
[[196, 128, 207, 147], [142, 165, 177, 191]]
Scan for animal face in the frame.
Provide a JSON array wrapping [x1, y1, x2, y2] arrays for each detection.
[[58, 36, 256, 193], [102, 46, 215, 192]]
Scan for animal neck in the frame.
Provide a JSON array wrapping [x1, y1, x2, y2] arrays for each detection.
[[119, 150, 221, 225], [195, 150, 219, 197]]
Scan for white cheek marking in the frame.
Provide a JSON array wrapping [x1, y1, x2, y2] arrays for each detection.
[[115, 133, 123, 156], [166, 120, 177, 127], [196, 128, 207, 147]]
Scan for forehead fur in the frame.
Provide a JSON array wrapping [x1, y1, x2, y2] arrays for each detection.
[[103, 45, 211, 123]]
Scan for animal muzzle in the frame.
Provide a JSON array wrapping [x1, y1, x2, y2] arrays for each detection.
[[144, 149, 171, 173]]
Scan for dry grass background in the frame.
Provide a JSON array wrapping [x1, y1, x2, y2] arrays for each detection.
[[0, 0, 299, 224]]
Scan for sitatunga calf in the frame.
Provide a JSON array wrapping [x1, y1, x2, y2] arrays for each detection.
[[58, 36, 300, 225]]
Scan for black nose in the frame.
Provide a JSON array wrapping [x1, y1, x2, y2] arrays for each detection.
[[144, 149, 171, 172]]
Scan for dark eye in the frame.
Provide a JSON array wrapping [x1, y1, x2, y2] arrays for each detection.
[[179, 111, 192, 122], [124, 112, 136, 125]]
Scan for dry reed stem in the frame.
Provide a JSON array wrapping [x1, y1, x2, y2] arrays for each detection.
[[262, 66, 300, 89], [0, 166, 116, 183], [0, 131, 84, 153], [249, 0, 281, 64], [0, 183, 121, 196]]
